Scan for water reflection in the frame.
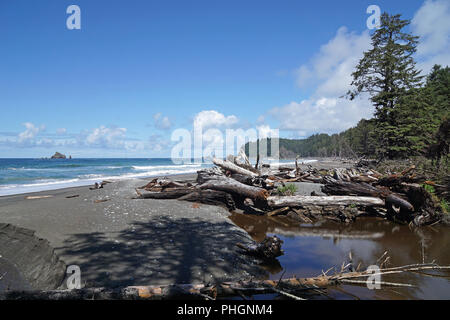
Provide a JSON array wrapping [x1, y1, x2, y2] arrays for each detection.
[[229, 212, 450, 299]]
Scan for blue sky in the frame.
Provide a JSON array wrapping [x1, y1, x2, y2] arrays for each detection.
[[0, 0, 448, 157]]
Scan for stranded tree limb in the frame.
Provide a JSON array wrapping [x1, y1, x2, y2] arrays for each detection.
[[267, 195, 385, 208], [212, 157, 259, 177], [4, 263, 449, 300]]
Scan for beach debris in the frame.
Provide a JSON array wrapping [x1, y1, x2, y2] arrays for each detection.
[[89, 181, 111, 190], [237, 236, 284, 260], [4, 260, 449, 300], [94, 199, 110, 203], [65, 195, 79, 199], [132, 154, 445, 226], [25, 195, 53, 200], [213, 157, 260, 177]]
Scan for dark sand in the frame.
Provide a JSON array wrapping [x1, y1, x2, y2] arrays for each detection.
[[0, 173, 263, 290]]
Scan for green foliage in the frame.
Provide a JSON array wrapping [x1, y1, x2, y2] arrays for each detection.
[[347, 13, 423, 159], [422, 184, 435, 194], [441, 199, 449, 214], [276, 184, 298, 196]]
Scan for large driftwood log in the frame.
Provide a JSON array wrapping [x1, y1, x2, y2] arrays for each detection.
[[390, 183, 443, 226], [212, 158, 259, 177], [385, 194, 414, 211], [229, 151, 261, 175], [322, 176, 384, 197], [177, 190, 236, 210], [134, 187, 194, 199], [139, 178, 189, 191], [267, 195, 385, 208], [197, 169, 269, 200], [322, 177, 415, 215]]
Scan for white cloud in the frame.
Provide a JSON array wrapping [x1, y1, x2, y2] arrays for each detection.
[[193, 110, 239, 129], [270, 96, 373, 135], [18, 122, 45, 143], [85, 126, 128, 148], [412, 0, 450, 73], [257, 125, 279, 139], [153, 113, 172, 130], [296, 27, 371, 97], [148, 134, 171, 152], [269, 27, 372, 135]]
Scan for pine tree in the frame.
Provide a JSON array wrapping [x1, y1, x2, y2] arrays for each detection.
[[346, 13, 423, 159]]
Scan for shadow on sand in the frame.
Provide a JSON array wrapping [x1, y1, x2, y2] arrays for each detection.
[[57, 216, 266, 288]]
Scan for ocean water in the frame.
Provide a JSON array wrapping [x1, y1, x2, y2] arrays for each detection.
[[0, 158, 209, 196], [0, 158, 317, 196]]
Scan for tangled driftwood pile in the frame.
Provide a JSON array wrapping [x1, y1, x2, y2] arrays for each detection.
[[133, 155, 445, 227]]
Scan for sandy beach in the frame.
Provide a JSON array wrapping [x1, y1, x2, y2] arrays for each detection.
[[0, 173, 266, 291]]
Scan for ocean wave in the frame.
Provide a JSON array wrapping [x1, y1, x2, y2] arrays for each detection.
[[268, 159, 318, 167], [0, 167, 201, 196], [132, 164, 202, 170]]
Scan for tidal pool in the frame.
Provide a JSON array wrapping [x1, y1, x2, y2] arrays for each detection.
[[229, 212, 450, 300]]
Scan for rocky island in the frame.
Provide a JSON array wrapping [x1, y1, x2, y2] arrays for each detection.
[[50, 152, 66, 159]]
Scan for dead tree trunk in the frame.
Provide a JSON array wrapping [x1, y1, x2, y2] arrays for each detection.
[[177, 190, 236, 210], [212, 158, 259, 177], [134, 188, 194, 199], [197, 169, 269, 201], [267, 195, 385, 208]]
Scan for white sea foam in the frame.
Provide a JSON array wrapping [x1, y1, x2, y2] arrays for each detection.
[[268, 159, 318, 167], [132, 164, 202, 170]]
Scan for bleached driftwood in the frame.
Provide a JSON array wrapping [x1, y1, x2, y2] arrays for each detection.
[[212, 158, 259, 177], [267, 195, 385, 208]]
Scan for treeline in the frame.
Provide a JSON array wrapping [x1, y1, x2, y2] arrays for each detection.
[[246, 13, 449, 160]]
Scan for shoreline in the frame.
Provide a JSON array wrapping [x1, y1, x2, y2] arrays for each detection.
[[0, 157, 348, 197], [0, 172, 201, 198]]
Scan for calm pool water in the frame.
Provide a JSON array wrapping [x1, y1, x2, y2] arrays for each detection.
[[229, 213, 450, 300]]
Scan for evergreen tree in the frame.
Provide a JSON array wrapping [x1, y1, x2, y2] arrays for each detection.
[[346, 13, 423, 159]]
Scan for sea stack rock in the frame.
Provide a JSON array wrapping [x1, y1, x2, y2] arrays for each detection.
[[51, 152, 66, 159]]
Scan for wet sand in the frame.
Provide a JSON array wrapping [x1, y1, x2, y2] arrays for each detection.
[[0, 173, 263, 290]]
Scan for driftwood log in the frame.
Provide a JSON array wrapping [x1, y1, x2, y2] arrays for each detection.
[[134, 187, 194, 199], [212, 158, 259, 177], [4, 263, 449, 300], [267, 195, 385, 208], [322, 176, 383, 197], [236, 236, 284, 260], [177, 190, 236, 210], [197, 169, 269, 201]]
